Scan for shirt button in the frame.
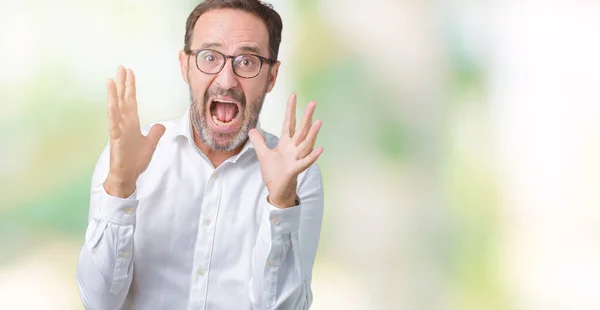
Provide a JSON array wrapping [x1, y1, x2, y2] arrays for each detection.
[[203, 219, 212, 226], [198, 268, 206, 276], [267, 260, 276, 267], [211, 172, 219, 180], [272, 217, 280, 225], [124, 208, 133, 215], [120, 252, 130, 259]]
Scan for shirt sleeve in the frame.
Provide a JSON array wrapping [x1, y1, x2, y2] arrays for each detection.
[[249, 164, 324, 309], [76, 143, 137, 310]]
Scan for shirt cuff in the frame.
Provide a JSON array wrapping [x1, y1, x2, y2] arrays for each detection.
[[97, 188, 139, 225], [263, 197, 302, 236]]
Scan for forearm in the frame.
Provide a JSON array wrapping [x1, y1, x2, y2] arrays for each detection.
[[250, 202, 309, 309], [76, 190, 138, 310], [250, 165, 323, 310]]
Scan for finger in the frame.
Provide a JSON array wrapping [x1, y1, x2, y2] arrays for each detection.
[[115, 65, 126, 111], [295, 147, 324, 173], [248, 128, 269, 156], [145, 124, 166, 149], [281, 93, 296, 138], [107, 79, 121, 140], [289, 95, 296, 137], [125, 68, 138, 114], [293, 101, 316, 145], [297, 119, 322, 158]]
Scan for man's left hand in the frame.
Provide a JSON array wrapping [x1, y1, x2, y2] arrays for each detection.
[[249, 93, 323, 209]]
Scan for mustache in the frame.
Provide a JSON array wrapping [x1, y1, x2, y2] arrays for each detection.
[[203, 87, 246, 109]]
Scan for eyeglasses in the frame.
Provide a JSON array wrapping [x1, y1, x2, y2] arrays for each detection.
[[188, 49, 275, 79]]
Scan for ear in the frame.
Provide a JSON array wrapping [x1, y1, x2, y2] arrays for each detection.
[[265, 61, 280, 93], [179, 50, 190, 84]]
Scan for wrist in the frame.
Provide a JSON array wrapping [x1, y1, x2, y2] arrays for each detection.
[[268, 193, 300, 209], [104, 173, 137, 198], [267, 179, 298, 208]]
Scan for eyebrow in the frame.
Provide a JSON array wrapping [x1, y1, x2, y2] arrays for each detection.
[[200, 42, 261, 55]]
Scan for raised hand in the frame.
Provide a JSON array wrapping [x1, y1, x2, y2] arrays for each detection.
[[104, 66, 166, 198], [248, 93, 324, 208]]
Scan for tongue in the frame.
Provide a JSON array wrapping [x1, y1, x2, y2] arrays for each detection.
[[213, 101, 237, 122]]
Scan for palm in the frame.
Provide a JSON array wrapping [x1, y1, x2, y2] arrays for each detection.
[[106, 66, 165, 193], [249, 93, 323, 208]]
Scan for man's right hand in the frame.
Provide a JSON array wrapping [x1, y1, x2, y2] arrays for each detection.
[[104, 66, 166, 198]]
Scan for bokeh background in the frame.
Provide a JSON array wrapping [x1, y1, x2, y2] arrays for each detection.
[[1, 0, 600, 309]]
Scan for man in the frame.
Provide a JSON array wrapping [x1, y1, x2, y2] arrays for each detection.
[[76, 1, 324, 309]]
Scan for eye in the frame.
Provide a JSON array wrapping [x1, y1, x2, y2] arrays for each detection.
[[199, 50, 220, 63], [240, 58, 253, 67]]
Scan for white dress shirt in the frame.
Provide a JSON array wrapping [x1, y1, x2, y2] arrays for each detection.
[[76, 108, 324, 310]]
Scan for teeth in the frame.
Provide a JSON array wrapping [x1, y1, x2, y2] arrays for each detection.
[[212, 115, 236, 127], [213, 99, 237, 104]]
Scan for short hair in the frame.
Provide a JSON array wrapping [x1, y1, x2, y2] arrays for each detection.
[[184, 0, 283, 61]]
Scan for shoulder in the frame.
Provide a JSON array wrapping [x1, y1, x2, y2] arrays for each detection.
[[141, 117, 181, 141], [139, 112, 191, 150], [300, 163, 322, 187], [259, 128, 280, 150]]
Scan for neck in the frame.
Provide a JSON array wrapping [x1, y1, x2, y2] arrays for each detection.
[[192, 129, 246, 168]]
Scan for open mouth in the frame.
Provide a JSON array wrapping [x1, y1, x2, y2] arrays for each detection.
[[208, 98, 241, 130]]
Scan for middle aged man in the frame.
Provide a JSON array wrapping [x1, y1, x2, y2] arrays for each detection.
[[76, 1, 325, 309]]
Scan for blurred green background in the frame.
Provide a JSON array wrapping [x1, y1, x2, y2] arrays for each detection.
[[2, 0, 600, 309]]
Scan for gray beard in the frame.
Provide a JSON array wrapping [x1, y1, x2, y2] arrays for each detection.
[[189, 86, 265, 152]]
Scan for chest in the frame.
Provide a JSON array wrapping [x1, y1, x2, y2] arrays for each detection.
[[132, 151, 269, 269]]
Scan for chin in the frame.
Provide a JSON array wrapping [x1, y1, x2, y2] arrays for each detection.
[[204, 123, 249, 152]]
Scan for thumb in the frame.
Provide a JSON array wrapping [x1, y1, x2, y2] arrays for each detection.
[[248, 128, 268, 155], [146, 124, 166, 148]]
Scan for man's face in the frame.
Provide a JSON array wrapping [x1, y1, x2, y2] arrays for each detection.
[[179, 8, 279, 152]]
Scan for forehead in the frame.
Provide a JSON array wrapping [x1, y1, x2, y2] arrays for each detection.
[[192, 8, 269, 55]]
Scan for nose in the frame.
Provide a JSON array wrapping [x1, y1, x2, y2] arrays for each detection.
[[214, 58, 239, 90]]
